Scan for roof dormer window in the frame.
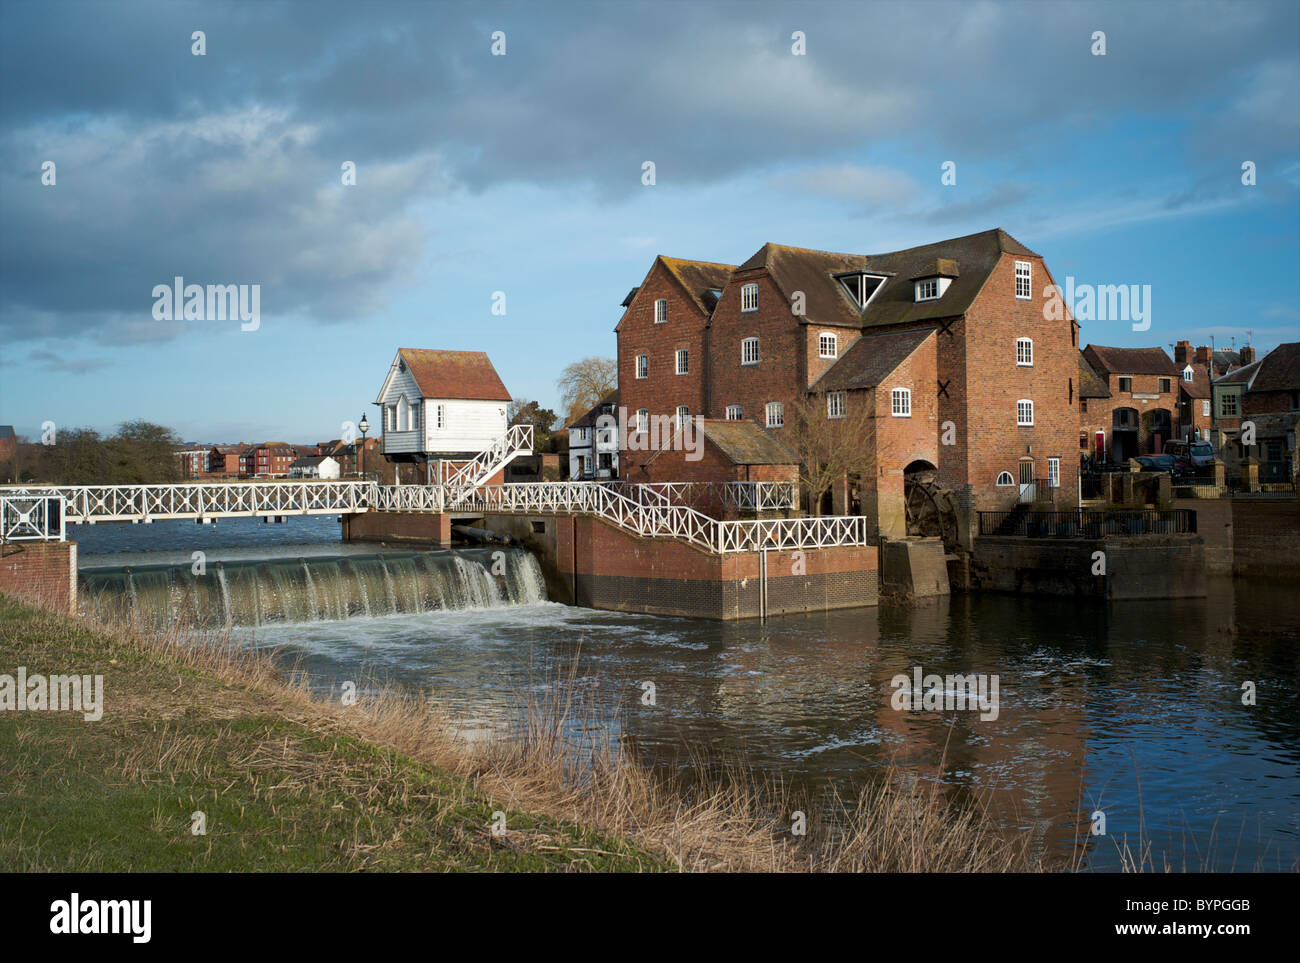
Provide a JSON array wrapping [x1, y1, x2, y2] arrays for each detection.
[[835, 272, 887, 309], [910, 259, 958, 303], [1183, 364, 1194, 382]]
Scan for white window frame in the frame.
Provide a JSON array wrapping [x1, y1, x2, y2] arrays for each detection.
[[891, 387, 911, 418], [1048, 457, 1060, 488], [741, 283, 759, 312], [654, 298, 667, 323], [725, 405, 742, 421], [915, 278, 939, 301], [827, 391, 846, 419], [819, 332, 838, 358], [1015, 260, 1032, 300], [741, 337, 760, 365], [636, 408, 649, 434], [1016, 338, 1033, 367], [1183, 365, 1195, 383], [676, 405, 690, 429], [996, 471, 1015, 487], [1202, 400, 1211, 417], [636, 354, 648, 379], [1017, 399, 1034, 426], [675, 349, 688, 375], [766, 401, 784, 428]]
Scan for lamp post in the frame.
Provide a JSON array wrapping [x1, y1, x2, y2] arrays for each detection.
[[358, 413, 370, 480]]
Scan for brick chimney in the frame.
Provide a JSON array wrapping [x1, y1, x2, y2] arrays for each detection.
[[1174, 340, 1191, 365], [1240, 345, 1255, 364], [1195, 345, 1211, 366]]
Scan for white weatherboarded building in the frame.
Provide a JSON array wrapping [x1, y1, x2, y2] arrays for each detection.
[[375, 348, 515, 482]]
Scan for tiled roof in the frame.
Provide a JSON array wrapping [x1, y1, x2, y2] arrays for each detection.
[[659, 257, 737, 318], [698, 420, 797, 465], [812, 328, 935, 391], [1177, 365, 1212, 399], [1214, 358, 1263, 385], [1248, 342, 1300, 393], [736, 228, 1041, 330], [1083, 344, 1179, 377], [396, 348, 511, 402], [1078, 353, 1111, 399]]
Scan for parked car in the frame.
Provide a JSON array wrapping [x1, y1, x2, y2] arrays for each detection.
[[1136, 453, 1194, 478], [1164, 439, 1216, 470]]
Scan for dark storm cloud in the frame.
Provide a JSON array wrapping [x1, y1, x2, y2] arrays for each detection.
[[1, 0, 1296, 343]]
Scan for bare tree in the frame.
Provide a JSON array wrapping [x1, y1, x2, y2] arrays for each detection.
[[556, 356, 617, 425], [784, 390, 877, 515]]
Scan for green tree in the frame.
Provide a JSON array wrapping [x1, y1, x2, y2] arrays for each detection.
[[508, 398, 559, 451]]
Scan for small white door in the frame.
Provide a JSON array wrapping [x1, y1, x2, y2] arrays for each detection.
[[1019, 461, 1036, 504]]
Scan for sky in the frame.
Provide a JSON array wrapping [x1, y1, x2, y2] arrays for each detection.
[[1, 0, 1297, 444]]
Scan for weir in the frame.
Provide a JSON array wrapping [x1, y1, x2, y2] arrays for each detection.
[[78, 547, 547, 628]]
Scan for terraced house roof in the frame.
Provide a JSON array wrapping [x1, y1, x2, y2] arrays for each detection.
[[1247, 342, 1300, 393], [1083, 345, 1180, 377]]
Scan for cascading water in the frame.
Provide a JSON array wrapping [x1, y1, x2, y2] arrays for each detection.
[[79, 547, 549, 628]]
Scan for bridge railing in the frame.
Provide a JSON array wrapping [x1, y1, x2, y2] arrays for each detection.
[[0, 494, 66, 543], [441, 482, 862, 554], [0, 481, 376, 523], [716, 514, 866, 553]]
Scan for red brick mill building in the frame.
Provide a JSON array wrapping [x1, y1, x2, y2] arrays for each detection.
[[615, 229, 1081, 535]]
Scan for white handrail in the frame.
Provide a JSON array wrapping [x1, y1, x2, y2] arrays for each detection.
[[0, 479, 864, 553]]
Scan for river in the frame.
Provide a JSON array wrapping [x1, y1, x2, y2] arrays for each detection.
[[74, 515, 1300, 871]]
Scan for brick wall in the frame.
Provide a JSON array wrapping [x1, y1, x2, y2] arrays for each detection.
[[523, 513, 877, 619], [0, 540, 77, 614], [705, 269, 808, 428], [618, 260, 712, 474], [965, 254, 1080, 509], [342, 511, 451, 547]]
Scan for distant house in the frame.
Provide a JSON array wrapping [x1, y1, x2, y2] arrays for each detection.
[[1213, 343, 1300, 484], [568, 389, 620, 480], [289, 455, 340, 479], [0, 425, 17, 464], [374, 348, 516, 482], [208, 445, 242, 476], [174, 446, 211, 479], [239, 442, 296, 477], [1080, 345, 1181, 462]]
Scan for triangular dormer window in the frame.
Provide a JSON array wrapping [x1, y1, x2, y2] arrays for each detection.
[[835, 272, 887, 309], [1182, 364, 1194, 383]]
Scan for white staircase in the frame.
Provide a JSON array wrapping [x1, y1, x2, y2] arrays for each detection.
[[441, 424, 534, 488]]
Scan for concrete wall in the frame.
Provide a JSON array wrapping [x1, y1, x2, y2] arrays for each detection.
[[0, 540, 77, 614], [880, 538, 950, 599], [971, 534, 1206, 599]]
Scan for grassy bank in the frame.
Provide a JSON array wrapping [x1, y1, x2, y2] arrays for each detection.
[[0, 592, 1042, 872], [0, 595, 660, 871]]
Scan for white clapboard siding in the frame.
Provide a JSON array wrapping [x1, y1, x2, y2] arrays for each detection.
[[423, 398, 508, 454], [384, 430, 421, 454]]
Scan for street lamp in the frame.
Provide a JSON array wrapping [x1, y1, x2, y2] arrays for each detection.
[[358, 413, 370, 480]]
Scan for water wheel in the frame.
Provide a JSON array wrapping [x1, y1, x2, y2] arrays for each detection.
[[903, 467, 958, 548]]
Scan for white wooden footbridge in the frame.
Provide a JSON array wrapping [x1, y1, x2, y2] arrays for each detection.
[[1, 479, 863, 554]]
